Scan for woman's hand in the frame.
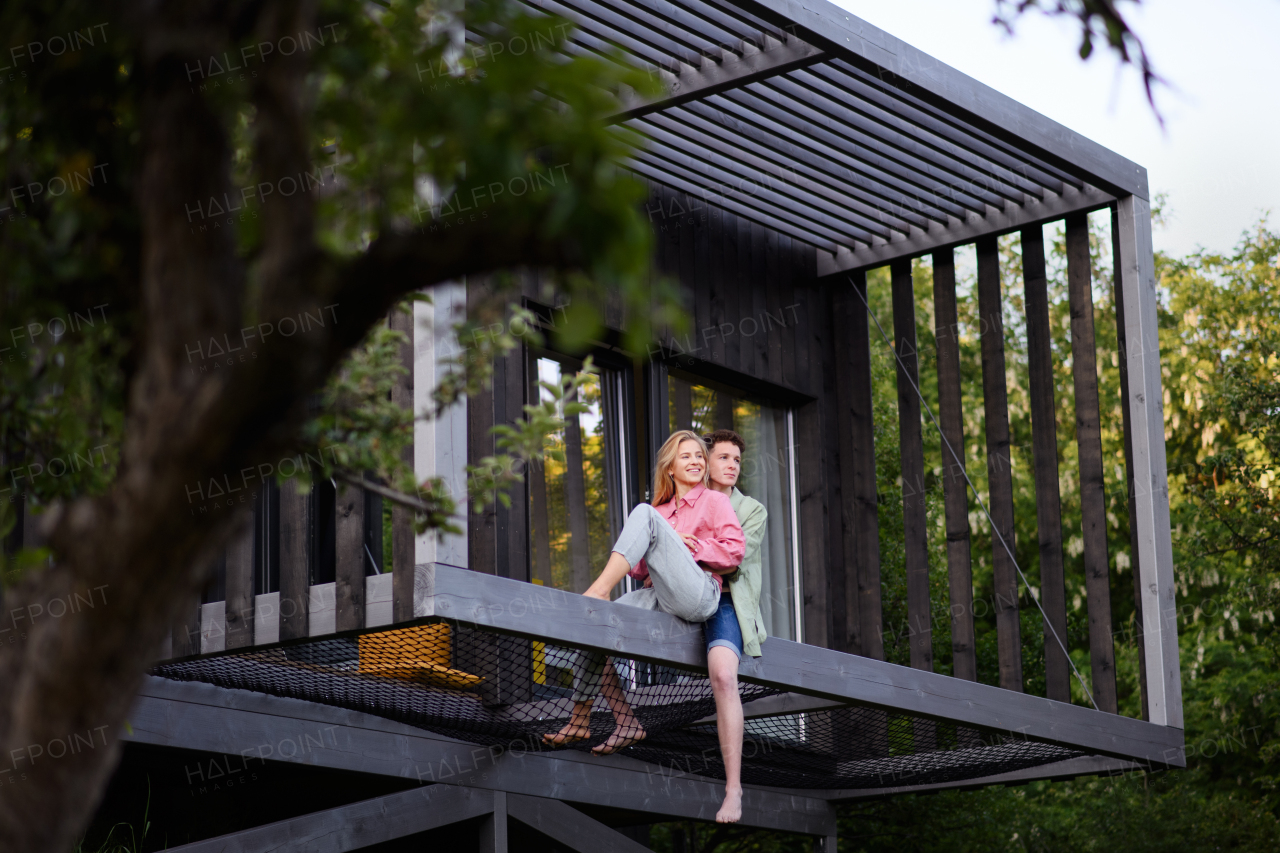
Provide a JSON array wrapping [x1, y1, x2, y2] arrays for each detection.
[[681, 534, 700, 554]]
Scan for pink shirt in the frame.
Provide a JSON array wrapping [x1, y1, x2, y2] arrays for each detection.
[[630, 483, 745, 591]]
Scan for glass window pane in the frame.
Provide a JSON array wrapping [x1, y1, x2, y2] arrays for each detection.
[[529, 357, 618, 595], [668, 376, 799, 640]]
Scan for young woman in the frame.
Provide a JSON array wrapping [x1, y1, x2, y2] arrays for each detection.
[[543, 430, 745, 755]]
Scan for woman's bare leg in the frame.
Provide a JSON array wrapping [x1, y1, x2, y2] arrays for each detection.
[[583, 551, 631, 600], [543, 699, 594, 746], [591, 661, 647, 755], [708, 646, 744, 822]]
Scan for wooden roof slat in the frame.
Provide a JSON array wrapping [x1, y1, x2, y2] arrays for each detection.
[[551, 0, 726, 64], [680, 97, 962, 222], [634, 111, 916, 235], [588, 0, 751, 57], [762, 74, 1028, 205], [631, 120, 893, 240], [717, 86, 995, 213], [823, 59, 1077, 192], [629, 150, 865, 245], [793, 66, 1052, 199], [531, 0, 690, 70], [714, 0, 1146, 197], [625, 158, 847, 250]]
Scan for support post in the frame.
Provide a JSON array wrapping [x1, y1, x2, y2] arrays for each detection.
[[931, 249, 977, 681], [334, 482, 365, 632], [976, 236, 1023, 692], [479, 791, 508, 853], [890, 259, 931, 672], [1066, 213, 1119, 713], [505, 793, 654, 853], [1111, 206, 1149, 720], [1021, 225, 1071, 703], [278, 477, 310, 641], [224, 520, 255, 649], [390, 306, 415, 622], [1113, 196, 1181, 728], [837, 272, 881, 659]]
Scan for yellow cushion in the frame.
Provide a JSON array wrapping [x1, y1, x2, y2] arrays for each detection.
[[358, 624, 483, 689]]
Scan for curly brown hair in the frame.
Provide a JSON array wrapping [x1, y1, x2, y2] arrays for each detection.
[[702, 429, 745, 455]]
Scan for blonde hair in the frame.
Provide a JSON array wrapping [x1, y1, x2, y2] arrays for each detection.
[[651, 430, 709, 507]]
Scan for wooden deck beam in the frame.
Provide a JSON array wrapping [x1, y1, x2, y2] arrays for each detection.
[[411, 564, 1185, 767], [127, 677, 839, 836]]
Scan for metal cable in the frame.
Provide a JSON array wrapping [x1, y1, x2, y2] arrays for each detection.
[[850, 277, 1099, 711]]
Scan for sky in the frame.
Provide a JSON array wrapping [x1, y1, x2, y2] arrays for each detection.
[[831, 0, 1280, 259]]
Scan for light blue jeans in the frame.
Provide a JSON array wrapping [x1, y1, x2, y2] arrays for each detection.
[[572, 504, 721, 703]]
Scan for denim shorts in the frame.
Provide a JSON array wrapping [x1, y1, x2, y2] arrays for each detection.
[[703, 592, 743, 659]]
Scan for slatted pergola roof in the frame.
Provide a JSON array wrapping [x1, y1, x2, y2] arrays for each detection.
[[511, 0, 1141, 273]]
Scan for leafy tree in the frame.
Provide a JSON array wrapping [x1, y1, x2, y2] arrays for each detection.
[[0, 1, 678, 849]]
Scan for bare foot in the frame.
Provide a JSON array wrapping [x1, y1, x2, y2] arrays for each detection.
[[590, 724, 647, 755], [542, 723, 591, 746], [715, 788, 743, 823]]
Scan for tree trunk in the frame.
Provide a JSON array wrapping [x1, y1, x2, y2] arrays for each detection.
[[0, 3, 582, 849]]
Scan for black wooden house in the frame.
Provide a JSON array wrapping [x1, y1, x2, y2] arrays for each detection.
[[92, 1, 1183, 849]]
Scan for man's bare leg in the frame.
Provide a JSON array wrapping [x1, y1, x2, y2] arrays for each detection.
[[708, 645, 744, 822]]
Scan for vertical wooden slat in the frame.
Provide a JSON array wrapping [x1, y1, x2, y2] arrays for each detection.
[[931, 249, 977, 682], [706, 204, 727, 367], [847, 272, 883, 659], [672, 378, 693, 431], [764, 228, 785, 386], [976, 236, 1023, 692], [503, 345, 528, 583], [527, 353, 554, 587], [715, 391, 734, 431], [819, 285, 847, 654], [795, 277, 830, 648], [891, 259, 932, 671], [1111, 205, 1149, 720], [1067, 213, 1119, 713], [1021, 225, 1072, 703], [278, 476, 310, 640], [750, 223, 769, 380], [171, 594, 202, 658], [563, 400, 592, 593], [224, 521, 255, 649], [693, 200, 711, 359], [390, 306, 415, 621], [832, 285, 862, 654], [335, 483, 365, 632]]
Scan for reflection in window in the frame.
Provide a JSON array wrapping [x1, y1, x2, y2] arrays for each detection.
[[669, 375, 799, 641], [528, 357, 622, 595]]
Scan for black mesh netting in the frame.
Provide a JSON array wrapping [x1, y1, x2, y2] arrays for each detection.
[[152, 622, 1084, 789]]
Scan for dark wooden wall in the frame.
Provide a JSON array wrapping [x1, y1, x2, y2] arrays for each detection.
[[466, 185, 847, 650], [644, 186, 837, 649]]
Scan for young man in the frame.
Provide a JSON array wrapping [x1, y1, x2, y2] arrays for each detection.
[[701, 428, 768, 824]]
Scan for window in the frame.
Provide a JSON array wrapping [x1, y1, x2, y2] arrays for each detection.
[[669, 374, 801, 642], [527, 354, 635, 596]]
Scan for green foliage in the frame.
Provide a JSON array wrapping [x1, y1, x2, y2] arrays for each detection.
[[0, 0, 676, 569], [649, 214, 1280, 851]]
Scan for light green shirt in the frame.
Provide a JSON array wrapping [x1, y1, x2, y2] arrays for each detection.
[[726, 487, 768, 658]]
